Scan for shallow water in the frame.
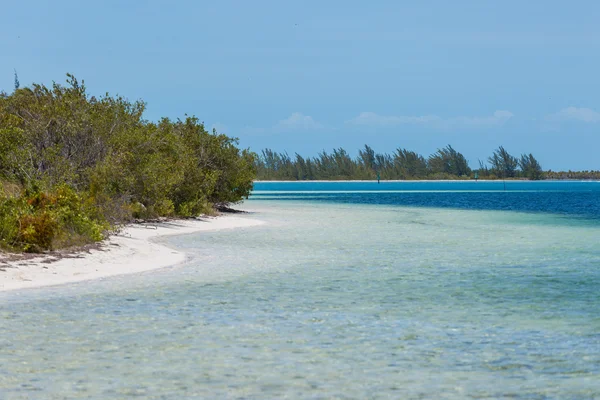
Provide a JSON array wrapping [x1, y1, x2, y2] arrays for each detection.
[[1, 182, 599, 398]]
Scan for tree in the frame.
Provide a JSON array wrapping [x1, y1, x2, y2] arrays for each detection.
[[393, 148, 428, 179], [477, 159, 491, 178], [253, 144, 549, 182], [358, 144, 377, 178], [519, 153, 543, 180], [13, 70, 19, 91], [488, 146, 518, 178], [428, 145, 471, 177], [295, 153, 311, 180]]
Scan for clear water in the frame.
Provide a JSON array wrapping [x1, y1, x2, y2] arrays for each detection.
[[1, 181, 599, 399]]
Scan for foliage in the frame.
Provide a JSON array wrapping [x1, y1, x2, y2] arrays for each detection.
[[255, 145, 553, 181], [519, 153, 543, 180], [13, 70, 19, 91], [428, 145, 471, 177], [393, 148, 428, 179], [544, 170, 600, 180], [0, 185, 107, 252], [488, 146, 519, 178], [256, 145, 471, 180], [0, 74, 256, 252]]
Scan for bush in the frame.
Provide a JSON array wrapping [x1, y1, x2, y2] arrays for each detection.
[[177, 198, 215, 218], [18, 212, 57, 252], [0, 75, 257, 252], [0, 185, 107, 252]]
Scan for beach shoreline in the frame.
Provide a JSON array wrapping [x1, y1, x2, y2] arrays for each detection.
[[0, 214, 264, 292]]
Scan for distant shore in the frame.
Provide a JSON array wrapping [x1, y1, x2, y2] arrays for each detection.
[[0, 215, 264, 292]]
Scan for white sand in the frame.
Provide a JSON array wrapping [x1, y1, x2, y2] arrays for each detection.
[[0, 215, 264, 292]]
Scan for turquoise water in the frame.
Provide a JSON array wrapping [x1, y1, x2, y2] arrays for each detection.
[[1, 182, 599, 398]]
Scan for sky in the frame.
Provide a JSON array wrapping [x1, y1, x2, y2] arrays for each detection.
[[2, 0, 600, 170]]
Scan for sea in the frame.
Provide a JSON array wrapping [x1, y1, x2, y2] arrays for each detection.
[[1, 181, 599, 399]]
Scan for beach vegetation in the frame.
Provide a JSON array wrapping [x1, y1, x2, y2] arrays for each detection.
[[255, 146, 600, 181], [428, 145, 471, 177], [488, 146, 519, 178], [519, 153, 543, 180], [254, 145, 530, 181], [255, 143, 600, 181], [0, 74, 256, 252]]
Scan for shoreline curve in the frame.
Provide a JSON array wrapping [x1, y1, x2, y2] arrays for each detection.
[[0, 215, 264, 292]]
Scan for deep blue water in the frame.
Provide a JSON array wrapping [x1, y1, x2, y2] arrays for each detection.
[[254, 180, 600, 192], [253, 181, 600, 221]]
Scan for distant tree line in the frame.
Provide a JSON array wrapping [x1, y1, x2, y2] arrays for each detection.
[[544, 170, 600, 180], [0, 74, 255, 252], [255, 145, 546, 181]]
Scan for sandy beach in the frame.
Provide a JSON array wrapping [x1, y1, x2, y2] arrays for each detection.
[[0, 214, 264, 292]]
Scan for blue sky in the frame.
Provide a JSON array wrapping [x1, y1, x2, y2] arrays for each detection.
[[2, 0, 599, 170]]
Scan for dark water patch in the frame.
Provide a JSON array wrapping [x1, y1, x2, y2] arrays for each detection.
[[252, 191, 600, 222]]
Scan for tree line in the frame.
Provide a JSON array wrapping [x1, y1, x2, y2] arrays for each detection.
[[544, 170, 600, 180], [0, 75, 255, 252], [255, 145, 545, 181]]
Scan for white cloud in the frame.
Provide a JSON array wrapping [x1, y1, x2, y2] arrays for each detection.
[[346, 110, 513, 128], [230, 110, 515, 137], [275, 112, 323, 130], [346, 112, 440, 126], [548, 107, 600, 123], [450, 110, 514, 126]]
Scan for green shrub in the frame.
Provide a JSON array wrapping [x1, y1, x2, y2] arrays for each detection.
[[177, 198, 214, 218], [51, 185, 108, 247], [18, 212, 57, 252], [129, 201, 147, 220], [1, 75, 257, 252], [0, 196, 22, 250], [0, 185, 108, 252], [148, 199, 175, 218]]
